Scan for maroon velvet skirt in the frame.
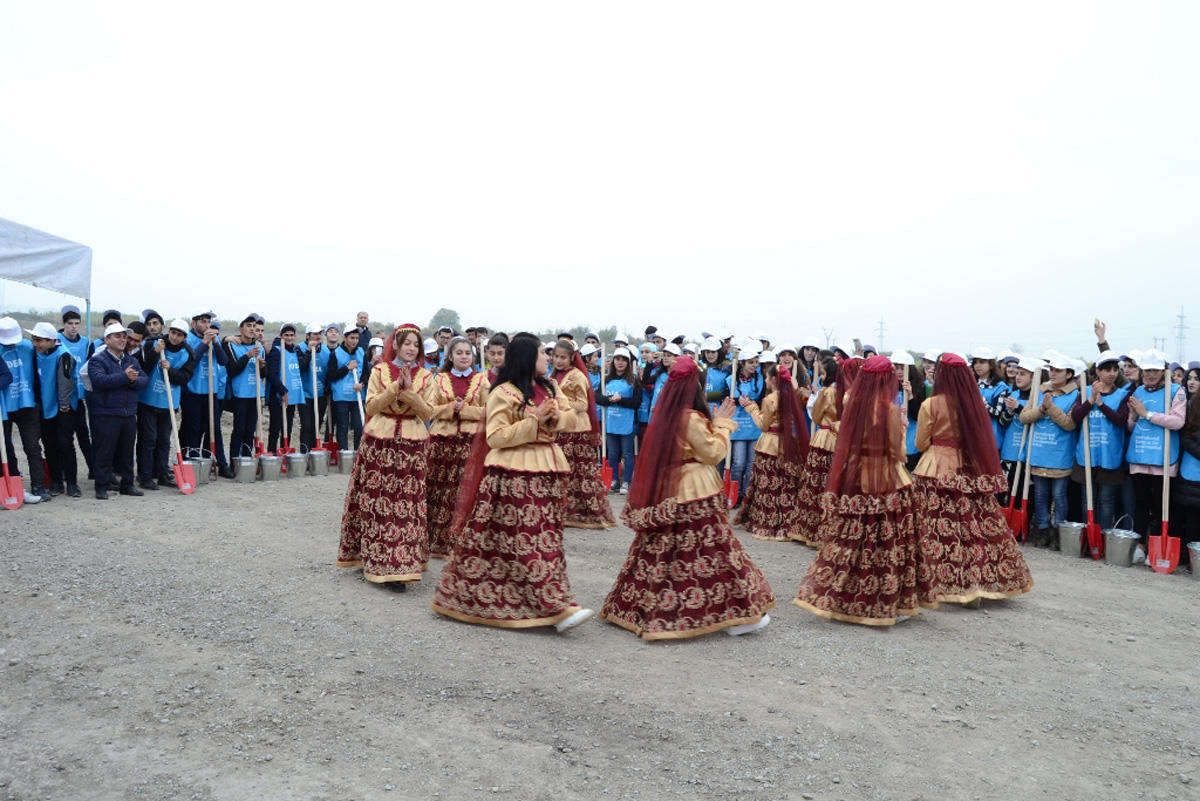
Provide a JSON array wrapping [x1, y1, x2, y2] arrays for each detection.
[[791, 447, 834, 545], [425, 432, 475, 558], [558, 431, 616, 529]]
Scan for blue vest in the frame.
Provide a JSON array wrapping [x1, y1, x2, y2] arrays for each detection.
[[1, 341, 36, 412], [300, 342, 329, 398], [1182, 449, 1200, 482], [36, 345, 76, 418], [227, 341, 265, 399], [896, 390, 918, 455], [588, 371, 601, 421], [636, 373, 655, 423], [57, 333, 89, 397], [330, 346, 364, 402], [139, 346, 190, 409], [1029, 389, 1079, 470], [1126, 384, 1181, 466], [1000, 391, 1030, 462], [186, 331, 227, 397], [276, 344, 307, 403], [727, 372, 764, 441], [704, 363, 728, 413], [980, 382, 1009, 448], [604, 377, 636, 435], [1075, 385, 1129, 470], [650, 371, 668, 413]]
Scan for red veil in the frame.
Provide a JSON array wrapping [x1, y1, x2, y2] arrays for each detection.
[[625, 358, 705, 514], [381, 323, 422, 377], [776, 365, 810, 467], [826, 356, 907, 497], [835, 356, 865, 418], [932, 353, 1003, 479]]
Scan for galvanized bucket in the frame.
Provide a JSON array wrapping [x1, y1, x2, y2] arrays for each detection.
[[338, 450, 356, 474], [1104, 515, 1139, 567], [1058, 522, 1087, 558], [235, 455, 259, 484], [1188, 542, 1200, 581], [308, 450, 330, 476], [186, 459, 207, 486], [259, 454, 283, 481], [184, 449, 212, 485], [286, 452, 308, 477]]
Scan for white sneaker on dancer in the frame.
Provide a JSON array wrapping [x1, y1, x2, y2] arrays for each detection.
[[726, 614, 770, 636], [555, 608, 594, 632]]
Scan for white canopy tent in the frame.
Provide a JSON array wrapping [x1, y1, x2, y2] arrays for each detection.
[[0, 217, 92, 326]]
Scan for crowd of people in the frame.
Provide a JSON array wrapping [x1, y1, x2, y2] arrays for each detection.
[[3, 307, 1197, 637]]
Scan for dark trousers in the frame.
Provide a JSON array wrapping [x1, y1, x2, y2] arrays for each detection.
[[227, 396, 259, 459], [331, 401, 362, 449], [315, 395, 332, 443], [180, 390, 227, 468], [92, 414, 136, 491], [3, 407, 45, 489], [137, 404, 172, 481], [268, 400, 304, 452], [42, 409, 79, 486], [72, 398, 94, 474], [1131, 472, 1167, 545], [297, 399, 318, 451]]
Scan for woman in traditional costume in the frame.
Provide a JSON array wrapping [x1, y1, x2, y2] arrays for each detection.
[[431, 333, 593, 631], [550, 340, 616, 529], [425, 336, 488, 558], [911, 354, 1034, 608], [738, 365, 810, 540], [337, 323, 435, 587], [790, 352, 843, 545], [793, 355, 920, 626], [599, 357, 774, 639]]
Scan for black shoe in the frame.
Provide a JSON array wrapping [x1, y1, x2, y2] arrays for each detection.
[[157, 474, 177, 488], [383, 581, 408, 593], [138, 479, 160, 491], [218, 466, 236, 479], [95, 489, 109, 500], [32, 487, 52, 503], [50, 483, 65, 496], [119, 486, 145, 497], [67, 484, 81, 498], [109, 480, 121, 491]]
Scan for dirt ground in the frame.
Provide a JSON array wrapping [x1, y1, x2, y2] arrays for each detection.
[[2, 469, 1198, 801]]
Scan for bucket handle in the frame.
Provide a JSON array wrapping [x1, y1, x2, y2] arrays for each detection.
[[1106, 513, 1133, 533]]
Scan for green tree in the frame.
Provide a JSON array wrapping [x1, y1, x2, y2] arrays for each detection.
[[427, 308, 462, 336]]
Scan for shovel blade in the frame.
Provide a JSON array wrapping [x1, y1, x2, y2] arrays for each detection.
[[1010, 507, 1027, 542], [600, 463, 613, 488], [726, 480, 739, 509], [1086, 511, 1104, 560], [173, 462, 196, 495], [1149, 526, 1180, 574], [1, 474, 23, 509]]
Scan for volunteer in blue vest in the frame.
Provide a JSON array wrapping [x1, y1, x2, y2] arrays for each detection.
[[970, 346, 1010, 450], [266, 323, 307, 453], [0, 316, 50, 503], [422, 337, 440, 370], [580, 343, 602, 424], [223, 314, 267, 463], [726, 343, 764, 508], [181, 311, 232, 478], [1125, 349, 1186, 565], [135, 319, 194, 490], [1068, 350, 1130, 531], [997, 355, 1040, 506], [891, 350, 923, 471], [596, 345, 641, 494], [87, 322, 149, 499], [1017, 353, 1080, 549], [1175, 366, 1200, 571], [649, 344, 680, 412], [30, 322, 82, 498], [326, 326, 364, 450], [56, 305, 94, 480], [295, 322, 325, 452]]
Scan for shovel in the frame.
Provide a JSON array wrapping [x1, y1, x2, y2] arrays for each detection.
[[1079, 374, 1103, 559], [1011, 377, 1039, 542], [206, 345, 218, 478], [599, 343, 613, 488], [1148, 382, 1180, 574], [276, 340, 296, 458], [724, 347, 740, 508], [1002, 423, 1030, 528], [252, 342, 266, 456], [162, 362, 195, 494], [0, 417, 24, 509]]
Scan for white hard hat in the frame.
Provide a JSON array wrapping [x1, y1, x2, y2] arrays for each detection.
[[969, 346, 995, 361], [24, 321, 58, 340], [1016, 356, 1044, 374], [368, 336, 384, 350], [423, 337, 439, 354], [0, 317, 21, 346], [663, 343, 682, 356], [700, 336, 721, 352], [890, 350, 915, 366], [759, 350, 777, 364], [580, 343, 599, 357], [1137, 349, 1168, 370], [103, 322, 129, 339]]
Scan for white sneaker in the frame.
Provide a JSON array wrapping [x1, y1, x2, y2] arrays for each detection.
[[554, 608, 594, 632], [726, 614, 770, 636], [22, 491, 40, 504], [1132, 545, 1147, 565], [619, 483, 628, 495]]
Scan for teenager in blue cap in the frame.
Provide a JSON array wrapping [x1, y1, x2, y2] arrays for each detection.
[[30, 322, 82, 497], [135, 319, 194, 489], [182, 311, 231, 477], [223, 314, 267, 463], [56, 305, 94, 479]]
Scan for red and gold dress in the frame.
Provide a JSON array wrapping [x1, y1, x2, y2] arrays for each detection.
[[794, 386, 920, 626], [912, 395, 1034, 606], [425, 370, 488, 558], [552, 366, 616, 529], [737, 393, 803, 540], [791, 385, 838, 545], [431, 382, 588, 628], [337, 362, 434, 583], [599, 412, 775, 639]]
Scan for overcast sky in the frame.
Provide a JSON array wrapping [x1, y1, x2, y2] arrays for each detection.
[[1, 1, 1195, 359]]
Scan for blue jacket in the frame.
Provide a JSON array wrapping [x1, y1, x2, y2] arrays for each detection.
[[86, 348, 149, 417]]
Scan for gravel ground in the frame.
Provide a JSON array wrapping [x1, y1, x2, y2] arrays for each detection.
[[2, 471, 1198, 801]]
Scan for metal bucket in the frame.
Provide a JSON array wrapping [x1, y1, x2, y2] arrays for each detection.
[[338, 450, 356, 474], [185, 449, 212, 485], [1058, 522, 1087, 558], [259, 455, 283, 481], [235, 455, 259, 484], [286, 452, 308, 478], [308, 450, 329, 476], [1188, 542, 1200, 581], [1104, 515, 1140, 567]]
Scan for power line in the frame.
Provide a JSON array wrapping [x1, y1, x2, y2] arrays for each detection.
[[1175, 306, 1188, 363], [876, 317, 886, 353]]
